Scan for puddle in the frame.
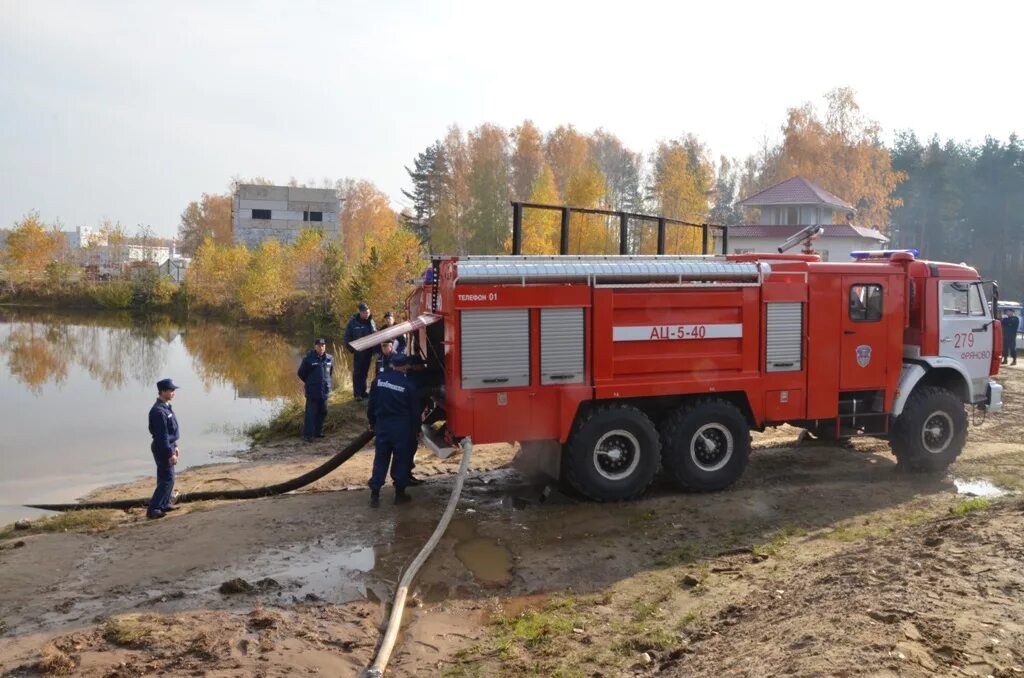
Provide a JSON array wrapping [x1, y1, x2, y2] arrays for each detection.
[[208, 538, 381, 604], [454, 536, 513, 587], [953, 478, 1007, 498]]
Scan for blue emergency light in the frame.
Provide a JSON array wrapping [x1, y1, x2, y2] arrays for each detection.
[[850, 249, 920, 260]]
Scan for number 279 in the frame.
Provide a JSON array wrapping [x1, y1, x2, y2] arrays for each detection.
[[953, 333, 974, 348]]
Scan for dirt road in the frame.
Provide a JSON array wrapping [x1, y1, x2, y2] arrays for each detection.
[[1, 368, 1022, 676]]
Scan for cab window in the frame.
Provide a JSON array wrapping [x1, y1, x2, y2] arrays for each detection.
[[942, 281, 974, 316], [849, 284, 883, 322]]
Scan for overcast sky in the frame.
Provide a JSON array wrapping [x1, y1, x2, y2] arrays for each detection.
[[1, 1, 1021, 238]]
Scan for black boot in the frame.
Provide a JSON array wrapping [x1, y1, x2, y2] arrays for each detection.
[[369, 490, 380, 508], [407, 475, 424, 486], [394, 487, 411, 505]]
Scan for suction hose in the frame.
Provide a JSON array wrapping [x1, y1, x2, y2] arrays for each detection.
[[364, 437, 473, 678], [25, 430, 375, 512]]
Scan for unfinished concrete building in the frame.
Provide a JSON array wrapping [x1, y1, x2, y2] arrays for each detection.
[[232, 184, 340, 247]]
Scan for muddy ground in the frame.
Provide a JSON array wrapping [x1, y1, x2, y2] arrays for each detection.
[[1, 367, 1023, 677]]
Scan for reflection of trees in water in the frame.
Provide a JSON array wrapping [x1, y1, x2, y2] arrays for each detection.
[[181, 322, 308, 399], [2, 322, 70, 394], [0, 313, 173, 392], [0, 311, 313, 399]]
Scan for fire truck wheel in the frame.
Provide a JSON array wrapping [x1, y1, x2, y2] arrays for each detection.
[[890, 386, 967, 472], [564, 404, 660, 501], [660, 399, 751, 492]]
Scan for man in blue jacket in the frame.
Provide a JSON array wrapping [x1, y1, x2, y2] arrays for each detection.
[[1002, 309, 1020, 365], [148, 378, 180, 520], [297, 338, 334, 442], [343, 302, 376, 401], [367, 354, 420, 507]]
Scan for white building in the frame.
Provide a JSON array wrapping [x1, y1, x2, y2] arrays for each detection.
[[729, 176, 887, 262], [233, 184, 340, 247]]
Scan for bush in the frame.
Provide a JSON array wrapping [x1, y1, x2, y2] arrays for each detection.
[[90, 281, 135, 308]]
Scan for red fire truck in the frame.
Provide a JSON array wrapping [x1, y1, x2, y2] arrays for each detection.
[[354, 249, 1004, 502]]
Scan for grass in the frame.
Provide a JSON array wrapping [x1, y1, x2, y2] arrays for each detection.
[[36, 644, 75, 676], [1, 510, 122, 541], [951, 497, 992, 515], [752, 524, 808, 557], [102, 615, 155, 647], [827, 524, 893, 542], [654, 541, 701, 567], [245, 390, 358, 443]]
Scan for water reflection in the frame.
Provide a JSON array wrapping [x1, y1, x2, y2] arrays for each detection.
[[0, 309, 308, 399], [0, 308, 321, 525]]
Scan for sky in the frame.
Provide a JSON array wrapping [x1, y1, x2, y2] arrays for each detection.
[[1, 0, 1021, 239]]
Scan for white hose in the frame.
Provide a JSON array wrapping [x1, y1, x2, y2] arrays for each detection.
[[363, 438, 473, 677]]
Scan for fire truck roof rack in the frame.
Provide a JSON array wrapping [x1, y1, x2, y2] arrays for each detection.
[[454, 257, 767, 285]]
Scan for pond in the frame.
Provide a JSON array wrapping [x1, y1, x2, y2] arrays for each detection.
[[0, 307, 345, 525]]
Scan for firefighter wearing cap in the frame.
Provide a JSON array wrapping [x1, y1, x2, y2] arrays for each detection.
[[381, 311, 407, 354], [343, 302, 376, 401], [367, 353, 420, 507], [147, 378, 181, 520], [297, 338, 334, 442]]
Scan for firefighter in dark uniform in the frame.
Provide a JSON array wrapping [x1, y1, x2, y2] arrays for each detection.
[[381, 311, 407, 354], [1002, 309, 1020, 365], [147, 378, 180, 520], [297, 338, 333, 442], [343, 302, 376, 401], [375, 339, 399, 376], [367, 353, 420, 507]]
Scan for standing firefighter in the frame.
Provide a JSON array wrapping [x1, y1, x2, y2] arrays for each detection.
[[344, 302, 376, 401], [297, 338, 334, 442], [147, 378, 180, 520], [1002, 309, 1020, 365], [367, 354, 419, 507]]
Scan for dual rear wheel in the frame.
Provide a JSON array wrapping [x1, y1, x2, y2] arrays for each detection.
[[563, 399, 751, 501]]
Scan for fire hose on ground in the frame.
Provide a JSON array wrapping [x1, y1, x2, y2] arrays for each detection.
[[364, 437, 473, 678], [24, 429, 376, 512]]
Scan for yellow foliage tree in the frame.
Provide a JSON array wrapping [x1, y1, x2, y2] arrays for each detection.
[[339, 179, 401, 264], [764, 88, 904, 227], [185, 238, 251, 308], [650, 137, 713, 254], [513, 164, 562, 254], [345, 226, 424, 321], [564, 162, 611, 254], [3, 211, 64, 284], [238, 240, 296, 319]]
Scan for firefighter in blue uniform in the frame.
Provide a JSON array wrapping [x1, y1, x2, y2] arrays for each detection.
[[297, 338, 334, 442], [375, 339, 399, 376], [367, 353, 420, 507], [381, 311, 407, 354], [147, 378, 180, 520], [343, 302, 376, 401]]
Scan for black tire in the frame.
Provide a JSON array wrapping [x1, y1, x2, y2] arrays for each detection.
[[564, 404, 660, 501], [890, 386, 967, 472], [660, 399, 751, 492]]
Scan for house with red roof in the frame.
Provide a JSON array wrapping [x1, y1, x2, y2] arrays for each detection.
[[729, 176, 887, 261]]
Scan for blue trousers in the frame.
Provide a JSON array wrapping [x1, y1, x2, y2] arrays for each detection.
[[353, 352, 372, 398], [304, 393, 328, 438], [1004, 341, 1017, 361], [149, 457, 175, 515], [369, 426, 413, 491]]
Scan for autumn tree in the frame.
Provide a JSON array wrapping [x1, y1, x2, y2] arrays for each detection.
[[510, 120, 544, 202], [650, 136, 714, 253], [345, 226, 424, 319], [238, 240, 296, 319], [178, 193, 232, 255], [544, 126, 591, 200], [402, 141, 446, 241], [466, 124, 511, 254], [185, 238, 251, 308], [589, 129, 644, 212], [749, 88, 904, 227], [709, 156, 744, 226], [3, 211, 64, 284], [338, 179, 401, 264], [514, 164, 561, 254]]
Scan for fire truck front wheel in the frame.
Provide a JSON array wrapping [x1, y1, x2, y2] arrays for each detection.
[[660, 399, 751, 492], [564, 404, 661, 501], [890, 386, 968, 472]]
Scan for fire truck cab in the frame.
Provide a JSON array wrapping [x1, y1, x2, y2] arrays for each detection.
[[354, 250, 1003, 502]]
